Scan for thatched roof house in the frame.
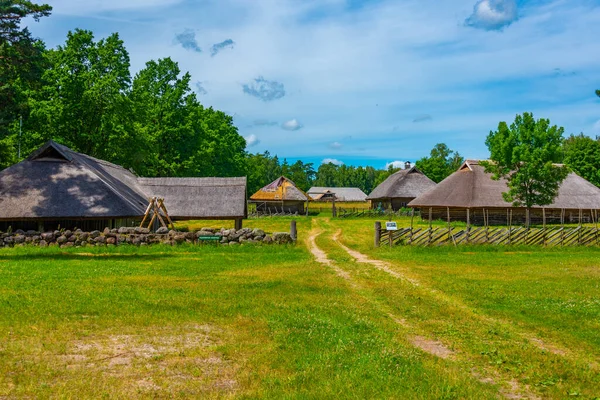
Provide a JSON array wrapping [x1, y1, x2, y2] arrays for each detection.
[[367, 166, 436, 210], [138, 177, 247, 220], [307, 187, 368, 202], [0, 141, 247, 231], [249, 176, 311, 214], [409, 160, 600, 224]]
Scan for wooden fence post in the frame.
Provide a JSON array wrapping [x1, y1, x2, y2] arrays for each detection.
[[508, 209, 512, 245], [428, 207, 432, 245], [525, 208, 530, 244], [578, 209, 582, 245], [595, 209, 599, 246], [542, 208, 546, 246], [290, 220, 297, 241], [375, 221, 381, 247], [561, 209, 565, 246], [466, 208, 471, 243], [409, 208, 415, 245], [447, 207, 451, 244], [484, 208, 489, 243]]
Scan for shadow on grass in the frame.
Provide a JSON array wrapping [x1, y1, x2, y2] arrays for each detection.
[[0, 253, 174, 261]]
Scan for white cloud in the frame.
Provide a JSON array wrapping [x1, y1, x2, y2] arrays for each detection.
[[281, 119, 303, 131], [322, 158, 344, 166], [328, 141, 343, 149], [31, 0, 600, 164], [175, 29, 202, 52], [245, 134, 260, 147], [465, 0, 518, 31], [243, 76, 286, 102], [385, 161, 407, 170]]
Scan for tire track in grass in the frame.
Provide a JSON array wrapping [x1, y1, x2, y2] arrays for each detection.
[[307, 222, 453, 357], [306, 226, 351, 282], [332, 230, 420, 286], [329, 228, 543, 399], [332, 228, 583, 362]]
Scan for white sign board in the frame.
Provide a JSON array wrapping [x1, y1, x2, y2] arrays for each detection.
[[385, 221, 398, 231]]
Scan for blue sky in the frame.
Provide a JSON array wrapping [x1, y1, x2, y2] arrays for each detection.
[[30, 0, 600, 169]]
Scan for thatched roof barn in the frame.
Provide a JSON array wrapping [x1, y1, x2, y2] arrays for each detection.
[[249, 176, 311, 214], [409, 160, 600, 224], [0, 141, 247, 231], [367, 166, 437, 210], [138, 177, 247, 220], [307, 187, 368, 202]]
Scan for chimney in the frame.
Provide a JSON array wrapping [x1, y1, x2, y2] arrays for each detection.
[[405, 161, 411, 170]]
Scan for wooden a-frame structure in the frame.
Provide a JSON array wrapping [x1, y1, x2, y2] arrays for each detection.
[[139, 197, 175, 230]]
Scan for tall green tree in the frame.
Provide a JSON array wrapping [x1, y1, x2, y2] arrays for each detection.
[[312, 163, 382, 194], [0, 0, 51, 166], [281, 159, 315, 192], [563, 133, 600, 187], [415, 143, 463, 183], [27, 29, 133, 162], [483, 112, 568, 222], [130, 57, 245, 177]]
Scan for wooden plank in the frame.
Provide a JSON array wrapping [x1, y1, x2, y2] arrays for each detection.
[[158, 198, 175, 230], [139, 198, 153, 228]]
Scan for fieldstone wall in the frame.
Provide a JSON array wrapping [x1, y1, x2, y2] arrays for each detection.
[[0, 227, 294, 248]]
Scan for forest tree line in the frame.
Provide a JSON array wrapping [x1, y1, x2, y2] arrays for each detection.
[[2, 2, 600, 198]]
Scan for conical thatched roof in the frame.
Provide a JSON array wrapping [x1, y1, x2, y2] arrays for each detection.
[[0, 141, 247, 220], [250, 176, 311, 202], [367, 167, 436, 200], [307, 187, 368, 202], [409, 160, 600, 209]]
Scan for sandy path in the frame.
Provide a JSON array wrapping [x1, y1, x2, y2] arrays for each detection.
[[332, 230, 420, 286], [307, 225, 457, 361], [329, 227, 544, 399], [305, 226, 351, 281], [331, 229, 580, 363]]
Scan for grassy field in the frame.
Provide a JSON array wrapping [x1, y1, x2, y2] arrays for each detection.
[[1, 216, 599, 398]]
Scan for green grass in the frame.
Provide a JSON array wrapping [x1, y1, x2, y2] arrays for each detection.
[[1, 217, 599, 398]]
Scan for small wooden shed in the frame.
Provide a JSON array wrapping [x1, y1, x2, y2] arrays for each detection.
[[367, 166, 437, 210], [307, 187, 368, 202], [249, 176, 311, 214]]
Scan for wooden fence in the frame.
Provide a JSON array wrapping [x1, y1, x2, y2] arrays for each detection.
[[375, 223, 600, 247]]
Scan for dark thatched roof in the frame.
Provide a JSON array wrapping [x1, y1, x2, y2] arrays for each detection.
[[367, 167, 437, 200], [0, 141, 147, 220], [0, 141, 247, 220], [250, 176, 311, 202], [307, 187, 368, 202], [408, 160, 600, 210], [138, 177, 247, 219]]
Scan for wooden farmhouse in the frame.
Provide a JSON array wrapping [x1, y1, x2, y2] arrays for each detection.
[[0, 140, 247, 231], [408, 160, 600, 225], [249, 176, 311, 214], [307, 187, 368, 202], [367, 166, 437, 210]]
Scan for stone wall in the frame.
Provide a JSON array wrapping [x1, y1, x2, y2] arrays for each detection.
[[0, 227, 294, 248]]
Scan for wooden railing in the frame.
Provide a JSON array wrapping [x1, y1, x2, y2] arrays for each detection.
[[375, 225, 600, 247]]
